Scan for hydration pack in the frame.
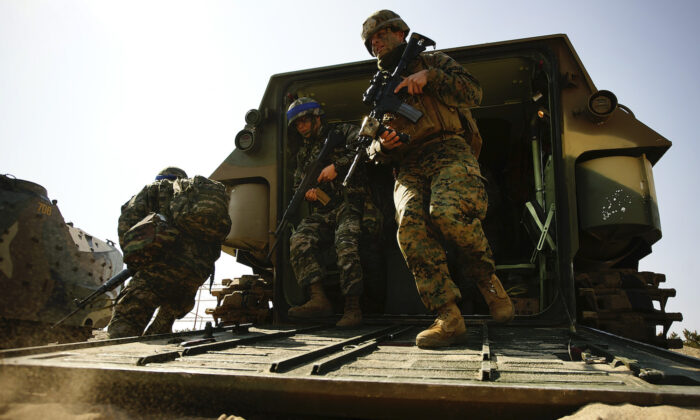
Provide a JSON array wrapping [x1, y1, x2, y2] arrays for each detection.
[[170, 175, 231, 243]]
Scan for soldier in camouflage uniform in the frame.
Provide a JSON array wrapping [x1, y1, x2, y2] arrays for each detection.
[[361, 10, 514, 348], [286, 98, 369, 328], [107, 167, 222, 338]]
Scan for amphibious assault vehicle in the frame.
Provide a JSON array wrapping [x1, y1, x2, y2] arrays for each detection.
[[1, 34, 698, 419], [0, 175, 124, 348]]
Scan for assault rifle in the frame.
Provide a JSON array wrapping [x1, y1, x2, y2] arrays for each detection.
[[267, 129, 346, 260], [52, 268, 132, 328], [343, 32, 436, 187]]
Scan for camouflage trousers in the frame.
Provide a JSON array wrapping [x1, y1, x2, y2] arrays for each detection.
[[289, 201, 363, 296], [107, 264, 204, 338], [394, 136, 495, 311]]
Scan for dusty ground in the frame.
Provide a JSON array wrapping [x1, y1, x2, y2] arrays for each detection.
[[560, 403, 700, 420], [673, 344, 700, 359], [2, 401, 698, 420], [0, 402, 223, 420], [0, 403, 246, 420]]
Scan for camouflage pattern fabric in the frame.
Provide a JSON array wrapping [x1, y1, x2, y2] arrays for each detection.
[[368, 49, 483, 164], [359, 196, 386, 307], [361, 196, 383, 238], [395, 137, 494, 310], [289, 122, 370, 297], [289, 201, 363, 296], [121, 212, 180, 270], [372, 46, 494, 311], [118, 179, 221, 279], [118, 179, 174, 240], [287, 97, 324, 127], [107, 264, 202, 338], [293, 123, 368, 208], [377, 49, 482, 110], [109, 178, 222, 337], [361, 9, 410, 55], [170, 175, 231, 243]]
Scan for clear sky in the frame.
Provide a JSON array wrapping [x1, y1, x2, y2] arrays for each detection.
[[1, 0, 698, 336]]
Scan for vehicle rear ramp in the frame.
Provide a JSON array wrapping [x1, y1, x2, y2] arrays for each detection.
[[1, 322, 699, 419]]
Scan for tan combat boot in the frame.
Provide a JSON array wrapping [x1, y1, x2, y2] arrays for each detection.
[[416, 302, 468, 348], [477, 274, 515, 323], [288, 282, 333, 318], [336, 295, 362, 328]]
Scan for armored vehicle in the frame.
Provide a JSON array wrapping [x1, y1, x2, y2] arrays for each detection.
[[0, 175, 124, 348], [215, 33, 680, 348], [1, 35, 698, 419]]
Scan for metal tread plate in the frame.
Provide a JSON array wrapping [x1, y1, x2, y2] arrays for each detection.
[[1, 324, 699, 418]]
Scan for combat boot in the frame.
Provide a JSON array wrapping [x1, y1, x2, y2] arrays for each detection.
[[145, 309, 176, 336], [477, 274, 514, 323], [288, 282, 333, 318], [416, 302, 468, 348], [106, 319, 141, 339], [336, 295, 362, 328]]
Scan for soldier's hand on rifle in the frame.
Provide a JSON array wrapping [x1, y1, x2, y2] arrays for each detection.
[[379, 128, 404, 150], [395, 70, 429, 95], [305, 188, 318, 202], [317, 164, 337, 182]]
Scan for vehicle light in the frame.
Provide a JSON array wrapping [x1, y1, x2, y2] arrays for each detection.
[[587, 90, 618, 123], [235, 128, 256, 151], [245, 109, 263, 127]]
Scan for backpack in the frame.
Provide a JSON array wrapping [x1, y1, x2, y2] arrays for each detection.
[[121, 212, 180, 270], [169, 175, 231, 243]]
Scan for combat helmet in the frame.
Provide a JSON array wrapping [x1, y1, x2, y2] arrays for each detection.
[[361, 10, 410, 55], [156, 167, 188, 181], [286, 97, 324, 127]]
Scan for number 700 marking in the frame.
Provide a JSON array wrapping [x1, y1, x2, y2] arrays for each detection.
[[37, 202, 52, 216]]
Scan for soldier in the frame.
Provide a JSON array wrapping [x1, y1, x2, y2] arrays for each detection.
[[286, 97, 368, 328], [107, 167, 223, 338], [361, 10, 514, 347]]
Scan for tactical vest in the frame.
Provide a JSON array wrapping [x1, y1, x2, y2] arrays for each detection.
[[381, 53, 484, 158]]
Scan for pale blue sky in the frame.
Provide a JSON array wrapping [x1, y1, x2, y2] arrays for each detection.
[[1, 0, 698, 335]]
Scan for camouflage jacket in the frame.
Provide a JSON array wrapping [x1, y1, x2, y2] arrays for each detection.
[[118, 179, 221, 278], [368, 50, 483, 162], [293, 123, 368, 211]]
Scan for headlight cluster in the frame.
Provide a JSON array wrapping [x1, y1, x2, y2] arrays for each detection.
[[235, 109, 264, 152]]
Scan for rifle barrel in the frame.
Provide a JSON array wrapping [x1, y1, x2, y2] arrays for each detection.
[[52, 268, 132, 328]]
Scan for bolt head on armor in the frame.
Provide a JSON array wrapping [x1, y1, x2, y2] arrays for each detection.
[[286, 97, 324, 127], [361, 9, 410, 55]]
